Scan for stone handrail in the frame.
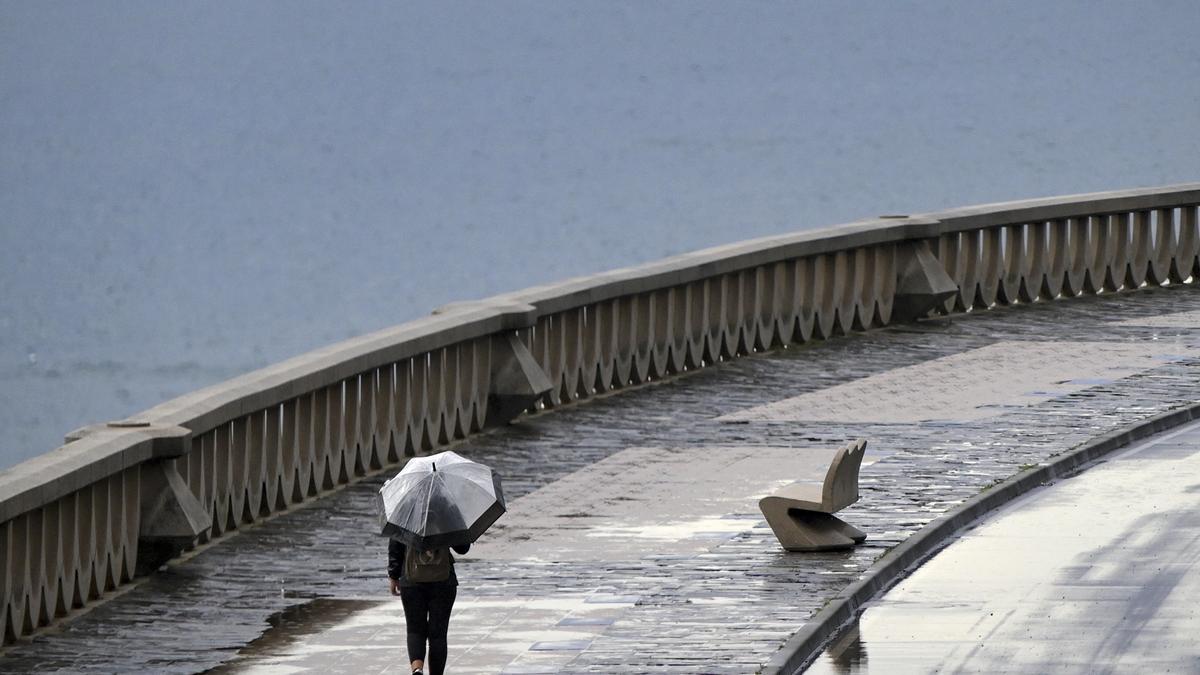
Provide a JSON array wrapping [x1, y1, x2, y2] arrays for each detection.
[[2, 183, 1198, 644]]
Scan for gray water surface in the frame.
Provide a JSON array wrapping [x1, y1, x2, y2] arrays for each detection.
[[2, 0, 1198, 469]]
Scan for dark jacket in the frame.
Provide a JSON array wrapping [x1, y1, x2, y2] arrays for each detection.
[[388, 539, 470, 587]]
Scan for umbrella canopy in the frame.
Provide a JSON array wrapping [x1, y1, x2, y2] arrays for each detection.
[[378, 450, 506, 550]]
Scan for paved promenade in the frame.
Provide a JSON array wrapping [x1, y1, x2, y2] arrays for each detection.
[[807, 416, 1200, 674], [4, 286, 1200, 673]]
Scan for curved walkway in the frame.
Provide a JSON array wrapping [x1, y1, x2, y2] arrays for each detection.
[[806, 417, 1200, 674], [3, 287, 1200, 673]]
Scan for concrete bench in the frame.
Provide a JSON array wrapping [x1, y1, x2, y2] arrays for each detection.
[[759, 439, 868, 551]]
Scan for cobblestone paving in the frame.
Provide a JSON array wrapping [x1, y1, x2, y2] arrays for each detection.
[[5, 286, 1200, 673]]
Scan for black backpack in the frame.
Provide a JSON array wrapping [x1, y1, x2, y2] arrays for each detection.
[[404, 546, 452, 583]]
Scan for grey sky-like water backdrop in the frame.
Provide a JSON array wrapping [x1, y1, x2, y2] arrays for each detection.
[[2, 1, 1198, 470]]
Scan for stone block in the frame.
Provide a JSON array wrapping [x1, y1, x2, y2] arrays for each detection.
[[137, 458, 211, 575], [487, 333, 553, 426], [892, 241, 959, 323]]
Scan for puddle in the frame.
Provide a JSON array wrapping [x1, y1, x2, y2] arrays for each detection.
[[205, 598, 386, 672]]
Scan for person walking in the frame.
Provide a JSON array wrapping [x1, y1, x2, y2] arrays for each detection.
[[378, 451, 506, 675], [388, 539, 470, 675]]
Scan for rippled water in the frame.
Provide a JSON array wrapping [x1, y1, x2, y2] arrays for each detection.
[[2, 0, 1198, 470]]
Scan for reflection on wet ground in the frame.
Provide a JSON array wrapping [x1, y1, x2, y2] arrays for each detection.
[[206, 598, 386, 673], [822, 621, 867, 674], [806, 418, 1200, 674]]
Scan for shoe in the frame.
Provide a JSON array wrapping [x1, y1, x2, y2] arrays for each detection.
[[412, 670, 423, 675]]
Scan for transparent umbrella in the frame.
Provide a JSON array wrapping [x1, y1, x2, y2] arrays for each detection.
[[377, 450, 506, 549]]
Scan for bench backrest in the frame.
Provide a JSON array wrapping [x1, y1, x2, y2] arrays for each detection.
[[821, 439, 866, 511]]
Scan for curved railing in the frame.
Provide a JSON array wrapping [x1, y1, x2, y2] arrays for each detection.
[[1, 183, 1198, 644]]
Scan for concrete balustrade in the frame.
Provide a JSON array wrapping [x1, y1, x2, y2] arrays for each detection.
[[2, 183, 1199, 645]]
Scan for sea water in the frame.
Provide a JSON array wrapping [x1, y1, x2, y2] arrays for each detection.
[[2, 1, 1198, 469]]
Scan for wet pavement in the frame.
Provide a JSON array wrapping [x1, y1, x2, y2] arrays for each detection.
[[806, 415, 1200, 674], [4, 286, 1200, 673]]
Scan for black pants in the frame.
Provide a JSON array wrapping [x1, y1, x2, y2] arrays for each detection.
[[399, 583, 457, 674]]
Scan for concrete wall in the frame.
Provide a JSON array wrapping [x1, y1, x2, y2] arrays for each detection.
[[1, 183, 1198, 643]]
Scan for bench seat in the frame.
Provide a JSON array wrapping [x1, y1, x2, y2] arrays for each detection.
[[760, 439, 868, 552]]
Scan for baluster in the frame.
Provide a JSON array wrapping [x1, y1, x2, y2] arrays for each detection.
[[244, 411, 266, 520], [393, 359, 418, 457], [101, 475, 122, 590], [58, 493, 80, 613], [710, 275, 732, 362], [263, 404, 284, 512], [279, 399, 301, 506], [312, 385, 334, 492], [963, 228, 1001, 308], [444, 346, 467, 441], [374, 365, 395, 467], [1020, 222, 1050, 301], [1168, 206, 1199, 283], [1043, 219, 1071, 298], [612, 296, 637, 387], [229, 417, 249, 524], [603, 300, 623, 391], [296, 390, 318, 498], [634, 292, 659, 382], [866, 244, 895, 326], [40, 500, 62, 622], [662, 286, 685, 374], [935, 231, 968, 313], [357, 370, 379, 473], [850, 247, 875, 330], [118, 468, 138, 584], [808, 254, 838, 338], [210, 423, 233, 535], [761, 261, 788, 346], [733, 270, 752, 353], [563, 308, 587, 401], [680, 280, 704, 369], [11, 512, 33, 636], [431, 349, 452, 445], [831, 250, 858, 333], [1126, 210, 1153, 288], [1096, 212, 1126, 291]]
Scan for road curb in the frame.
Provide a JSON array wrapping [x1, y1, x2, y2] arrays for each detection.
[[762, 399, 1200, 674]]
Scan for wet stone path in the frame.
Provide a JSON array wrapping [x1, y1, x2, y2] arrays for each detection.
[[5, 286, 1200, 673]]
